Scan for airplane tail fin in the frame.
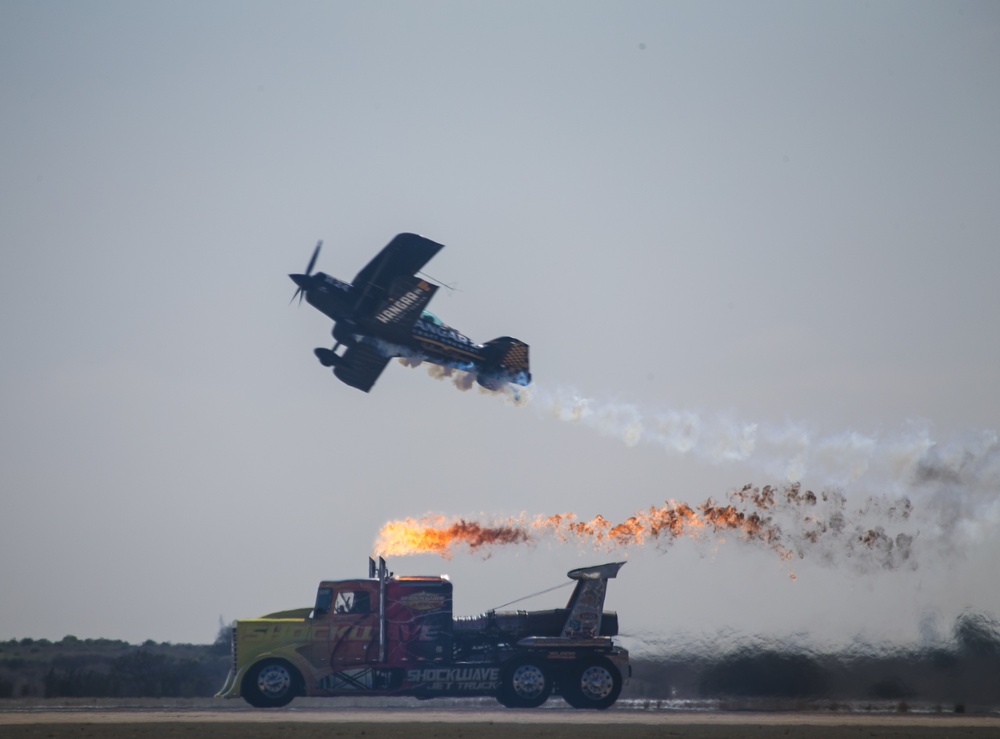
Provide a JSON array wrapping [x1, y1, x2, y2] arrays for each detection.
[[477, 337, 531, 389]]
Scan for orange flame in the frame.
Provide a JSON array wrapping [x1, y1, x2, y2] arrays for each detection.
[[375, 516, 531, 559], [374, 487, 800, 562], [374, 483, 913, 581]]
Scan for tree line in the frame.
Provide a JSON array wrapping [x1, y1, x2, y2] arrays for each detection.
[[0, 626, 232, 699]]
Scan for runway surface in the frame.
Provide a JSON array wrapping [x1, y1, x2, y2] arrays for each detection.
[[2, 706, 999, 738]]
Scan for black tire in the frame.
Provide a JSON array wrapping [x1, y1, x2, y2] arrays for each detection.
[[561, 657, 622, 710], [314, 348, 337, 367], [496, 656, 552, 708], [241, 658, 301, 708]]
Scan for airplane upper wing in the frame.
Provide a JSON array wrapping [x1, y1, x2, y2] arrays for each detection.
[[333, 342, 392, 393], [351, 233, 444, 315]]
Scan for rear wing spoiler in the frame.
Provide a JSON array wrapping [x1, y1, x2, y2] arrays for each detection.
[[562, 561, 626, 638]]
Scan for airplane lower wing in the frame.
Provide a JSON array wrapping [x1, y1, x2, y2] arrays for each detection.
[[333, 343, 392, 393]]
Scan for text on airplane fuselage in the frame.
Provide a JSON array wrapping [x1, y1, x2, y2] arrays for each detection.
[[375, 289, 425, 324]]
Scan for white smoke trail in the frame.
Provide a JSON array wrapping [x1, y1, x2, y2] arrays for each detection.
[[523, 384, 978, 477]]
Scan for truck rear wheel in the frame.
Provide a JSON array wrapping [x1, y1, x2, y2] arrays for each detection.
[[497, 656, 552, 708], [241, 658, 301, 708], [561, 657, 622, 710]]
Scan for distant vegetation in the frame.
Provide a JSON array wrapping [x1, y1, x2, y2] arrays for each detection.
[[2, 613, 997, 709], [0, 626, 231, 699]]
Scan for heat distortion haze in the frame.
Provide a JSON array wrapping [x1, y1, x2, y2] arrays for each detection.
[[391, 367, 999, 571]]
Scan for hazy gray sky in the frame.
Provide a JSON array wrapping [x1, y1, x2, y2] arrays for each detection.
[[2, 1, 998, 651]]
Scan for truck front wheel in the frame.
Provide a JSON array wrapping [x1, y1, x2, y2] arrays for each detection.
[[241, 659, 301, 708], [561, 657, 622, 710], [497, 656, 552, 708]]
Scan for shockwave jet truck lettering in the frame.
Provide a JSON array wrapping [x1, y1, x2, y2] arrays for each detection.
[[217, 559, 629, 709], [289, 233, 532, 392]]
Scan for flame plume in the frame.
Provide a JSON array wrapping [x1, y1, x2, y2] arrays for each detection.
[[374, 483, 918, 575], [376, 516, 530, 558], [375, 491, 794, 561]]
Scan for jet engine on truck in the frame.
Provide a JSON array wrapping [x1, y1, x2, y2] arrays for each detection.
[[217, 558, 629, 709]]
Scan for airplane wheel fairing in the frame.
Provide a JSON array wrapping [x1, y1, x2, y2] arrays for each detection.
[[497, 656, 552, 708], [314, 348, 338, 367], [561, 657, 622, 710], [241, 659, 301, 708]]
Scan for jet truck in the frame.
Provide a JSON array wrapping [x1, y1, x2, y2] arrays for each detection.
[[217, 558, 629, 709]]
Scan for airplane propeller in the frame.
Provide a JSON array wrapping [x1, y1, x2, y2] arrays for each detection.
[[290, 240, 323, 305]]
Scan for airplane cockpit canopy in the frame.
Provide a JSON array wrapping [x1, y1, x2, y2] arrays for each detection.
[[420, 310, 445, 327]]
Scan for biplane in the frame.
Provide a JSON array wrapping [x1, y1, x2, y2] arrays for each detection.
[[289, 233, 531, 392]]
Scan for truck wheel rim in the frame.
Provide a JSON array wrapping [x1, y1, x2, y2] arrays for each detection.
[[258, 664, 291, 697], [511, 664, 546, 699], [579, 665, 613, 701]]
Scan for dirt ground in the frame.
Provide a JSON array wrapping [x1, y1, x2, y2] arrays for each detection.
[[2, 709, 999, 739]]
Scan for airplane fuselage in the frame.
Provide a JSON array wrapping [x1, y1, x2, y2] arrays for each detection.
[[305, 271, 489, 371]]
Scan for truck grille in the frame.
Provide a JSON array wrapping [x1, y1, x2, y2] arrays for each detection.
[[231, 625, 238, 672]]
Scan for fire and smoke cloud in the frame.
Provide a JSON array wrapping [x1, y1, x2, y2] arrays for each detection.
[[403, 366, 999, 547], [375, 483, 918, 576]]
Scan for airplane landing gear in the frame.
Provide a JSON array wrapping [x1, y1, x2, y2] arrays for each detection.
[[314, 348, 340, 367]]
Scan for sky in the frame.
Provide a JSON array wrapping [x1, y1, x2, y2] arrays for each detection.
[[2, 1, 999, 653]]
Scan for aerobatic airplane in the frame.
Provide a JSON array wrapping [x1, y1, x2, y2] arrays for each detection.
[[289, 233, 531, 393]]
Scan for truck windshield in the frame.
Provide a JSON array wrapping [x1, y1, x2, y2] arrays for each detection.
[[314, 587, 333, 616]]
